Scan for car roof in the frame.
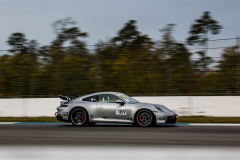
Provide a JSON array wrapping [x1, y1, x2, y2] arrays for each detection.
[[79, 92, 122, 99], [95, 91, 120, 94]]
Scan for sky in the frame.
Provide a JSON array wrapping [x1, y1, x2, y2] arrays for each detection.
[[0, 0, 240, 56]]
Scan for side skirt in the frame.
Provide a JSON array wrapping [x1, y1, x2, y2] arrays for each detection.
[[90, 117, 133, 123]]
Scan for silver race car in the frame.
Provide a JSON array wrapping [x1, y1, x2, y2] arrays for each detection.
[[55, 92, 178, 127]]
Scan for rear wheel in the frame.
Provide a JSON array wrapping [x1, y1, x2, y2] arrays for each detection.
[[70, 108, 88, 126], [135, 109, 154, 127]]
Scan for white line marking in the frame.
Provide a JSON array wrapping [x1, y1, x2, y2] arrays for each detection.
[[0, 122, 18, 124]]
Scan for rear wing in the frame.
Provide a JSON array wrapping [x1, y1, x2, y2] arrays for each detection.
[[59, 95, 78, 101]]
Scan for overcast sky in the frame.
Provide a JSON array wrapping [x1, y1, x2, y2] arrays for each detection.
[[1, 0, 240, 54]]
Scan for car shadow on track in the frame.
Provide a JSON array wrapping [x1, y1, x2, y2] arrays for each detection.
[[58, 123, 178, 128]]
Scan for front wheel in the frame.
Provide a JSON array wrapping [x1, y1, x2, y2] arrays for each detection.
[[70, 108, 88, 126], [135, 110, 154, 127]]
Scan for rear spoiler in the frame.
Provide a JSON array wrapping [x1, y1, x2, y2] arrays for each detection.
[[59, 95, 78, 101]]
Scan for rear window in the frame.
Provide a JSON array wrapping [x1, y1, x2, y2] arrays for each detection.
[[98, 94, 121, 103]]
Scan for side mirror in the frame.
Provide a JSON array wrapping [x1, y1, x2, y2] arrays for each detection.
[[116, 99, 124, 105]]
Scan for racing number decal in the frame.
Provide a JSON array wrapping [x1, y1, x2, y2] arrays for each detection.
[[117, 109, 127, 115], [116, 107, 127, 115]]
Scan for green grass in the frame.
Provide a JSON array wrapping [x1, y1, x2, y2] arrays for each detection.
[[178, 116, 240, 123], [0, 117, 59, 122], [0, 116, 240, 123]]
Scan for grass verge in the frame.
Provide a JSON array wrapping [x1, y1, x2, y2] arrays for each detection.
[[178, 116, 240, 123], [0, 116, 240, 123], [0, 117, 59, 122]]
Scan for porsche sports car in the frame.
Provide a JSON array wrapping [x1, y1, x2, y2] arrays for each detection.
[[55, 92, 178, 127]]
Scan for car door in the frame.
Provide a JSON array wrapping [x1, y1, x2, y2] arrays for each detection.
[[96, 94, 131, 120]]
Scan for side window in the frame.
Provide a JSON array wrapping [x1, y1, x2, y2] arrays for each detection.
[[98, 94, 121, 103], [82, 95, 98, 102]]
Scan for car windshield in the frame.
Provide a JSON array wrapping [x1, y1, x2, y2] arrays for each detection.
[[117, 93, 140, 104]]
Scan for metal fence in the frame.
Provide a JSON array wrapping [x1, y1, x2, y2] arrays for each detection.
[[0, 37, 240, 98]]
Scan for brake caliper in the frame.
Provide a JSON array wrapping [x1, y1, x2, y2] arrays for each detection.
[[138, 115, 142, 123], [81, 115, 85, 122]]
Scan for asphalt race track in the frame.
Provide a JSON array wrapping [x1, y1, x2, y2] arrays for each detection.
[[0, 124, 240, 147]]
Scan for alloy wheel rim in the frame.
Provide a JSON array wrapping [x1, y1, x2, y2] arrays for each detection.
[[74, 111, 85, 124], [138, 112, 151, 126]]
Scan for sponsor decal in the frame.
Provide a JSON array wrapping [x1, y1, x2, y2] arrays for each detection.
[[157, 118, 165, 123], [116, 106, 127, 115], [61, 112, 68, 116]]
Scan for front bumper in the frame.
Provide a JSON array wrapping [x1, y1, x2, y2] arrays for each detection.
[[153, 112, 178, 124], [166, 116, 177, 123]]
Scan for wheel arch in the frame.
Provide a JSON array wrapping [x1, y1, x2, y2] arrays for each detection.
[[68, 106, 89, 121], [133, 108, 156, 124]]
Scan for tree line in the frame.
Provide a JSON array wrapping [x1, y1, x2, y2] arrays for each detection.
[[0, 11, 239, 97]]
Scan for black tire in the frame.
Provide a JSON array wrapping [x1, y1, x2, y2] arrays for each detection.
[[70, 108, 88, 126], [135, 109, 154, 127]]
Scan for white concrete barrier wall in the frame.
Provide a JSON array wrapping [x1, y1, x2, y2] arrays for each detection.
[[0, 98, 59, 117], [0, 96, 239, 117], [133, 96, 240, 117]]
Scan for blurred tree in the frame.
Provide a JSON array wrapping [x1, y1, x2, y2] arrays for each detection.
[[27, 40, 39, 96], [40, 17, 91, 96], [27, 40, 39, 55], [193, 51, 214, 73], [51, 17, 88, 48], [0, 55, 12, 96], [0, 53, 32, 97], [159, 24, 175, 50], [157, 24, 176, 94], [156, 24, 194, 95], [186, 11, 222, 46], [95, 20, 156, 95], [7, 33, 27, 54], [217, 46, 239, 94], [6, 33, 40, 96], [1, 17, 239, 97], [170, 43, 194, 95], [186, 11, 222, 74], [113, 20, 152, 52]]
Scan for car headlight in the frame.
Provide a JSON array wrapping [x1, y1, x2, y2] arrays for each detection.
[[154, 105, 164, 112]]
